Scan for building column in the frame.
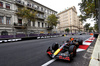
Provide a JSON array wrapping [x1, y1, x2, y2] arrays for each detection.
[[3, 2, 6, 8], [35, 21, 38, 27], [40, 22, 42, 28], [4, 16, 6, 24], [31, 21, 33, 27], [11, 15, 14, 25]]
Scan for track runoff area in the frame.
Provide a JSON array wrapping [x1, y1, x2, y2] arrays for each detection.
[[41, 36, 95, 66]]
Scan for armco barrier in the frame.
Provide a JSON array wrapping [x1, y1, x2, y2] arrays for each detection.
[[94, 33, 99, 38]]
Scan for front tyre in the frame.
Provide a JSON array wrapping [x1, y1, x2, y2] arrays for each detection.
[[52, 43, 59, 51], [69, 45, 76, 57]]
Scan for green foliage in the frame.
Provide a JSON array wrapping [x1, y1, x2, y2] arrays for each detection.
[[89, 27, 93, 32], [16, 7, 37, 23], [79, 0, 98, 21], [84, 23, 90, 31], [65, 28, 70, 32], [94, 22, 99, 32], [46, 14, 58, 30]]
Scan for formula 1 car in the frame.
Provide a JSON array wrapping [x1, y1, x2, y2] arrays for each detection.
[[47, 42, 77, 61], [46, 38, 83, 61]]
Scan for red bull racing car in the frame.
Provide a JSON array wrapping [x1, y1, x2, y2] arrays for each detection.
[[46, 38, 83, 61]]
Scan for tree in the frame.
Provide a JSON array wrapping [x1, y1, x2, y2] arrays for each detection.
[[89, 27, 93, 32], [65, 28, 70, 33], [16, 7, 37, 25], [46, 14, 58, 30], [94, 22, 99, 32], [79, 0, 98, 21], [84, 23, 90, 32], [16, 7, 37, 36]]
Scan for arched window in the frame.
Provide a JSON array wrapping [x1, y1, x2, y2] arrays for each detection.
[[1, 31, 8, 36]]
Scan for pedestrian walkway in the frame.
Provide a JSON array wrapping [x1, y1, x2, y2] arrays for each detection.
[[89, 34, 100, 66]]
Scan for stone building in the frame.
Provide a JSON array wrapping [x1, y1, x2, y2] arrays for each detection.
[[57, 6, 83, 33], [0, 0, 57, 36]]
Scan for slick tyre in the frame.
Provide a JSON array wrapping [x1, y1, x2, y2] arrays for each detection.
[[69, 45, 76, 57], [78, 39, 83, 45], [66, 39, 70, 42], [52, 43, 59, 51]]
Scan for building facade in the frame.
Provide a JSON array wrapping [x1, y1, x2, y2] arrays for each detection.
[[77, 16, 84, 32], [0, 0, 57, 36], [57, 6, 83, 33], [0, 0, 15, 35]]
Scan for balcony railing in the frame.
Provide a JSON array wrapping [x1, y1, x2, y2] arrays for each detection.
[[14, 23, 27, 29], [0, 24, 12, 27], [36, 16, 44, 20], [36, 8, 44, 13], [27, 6, 44, 13], [15, 0, 24, 6]]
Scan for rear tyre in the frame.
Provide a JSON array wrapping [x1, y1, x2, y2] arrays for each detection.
[[78, 39, 83, 45], [66, 39, 70, 42], [52, 43, 59, 51], [69, 45, 76, 57]]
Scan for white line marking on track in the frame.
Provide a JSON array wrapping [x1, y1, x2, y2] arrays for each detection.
[[83, 42, 91, 45], [77, 48, 85, 52], [41, 59, 56, 66], [86, 40, 94, 41]]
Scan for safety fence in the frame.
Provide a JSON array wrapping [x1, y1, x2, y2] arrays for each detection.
[[0, 33, 60, 39]]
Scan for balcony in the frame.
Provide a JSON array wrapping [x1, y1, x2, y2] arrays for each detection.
[[27, 4, 34, 10], [0, 24, 12, 27], [36, 16, 44, 20], [14, 23, 27, 29], [46, 27, 53, 30], [15, 0, 24, 7], [27, 6, 44, 13], [36, 8, 44, 13]]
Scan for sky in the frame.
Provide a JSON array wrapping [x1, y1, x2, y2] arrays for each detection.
[[34, 0, 95, 27]]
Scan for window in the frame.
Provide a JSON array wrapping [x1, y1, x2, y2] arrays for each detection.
[[17, 0, 21, 3], [0, 2, 3, 8], [38, 22, 40, 27], [27, 2, 29, 6], [6, 17, 11, 24], [27, 2, 31, 7], [45, 9, 46, 12], [38, 13, 40, 17], [45, 23, 47, 27], [47, 10, 49, 13], [0, 16, 3, 24], [33, 22, 35, 27], [42, 23, 44, 27], [6, 3, 10, 9], [18, 19, 22, 26], [32, 4, 34, 7], [37, 6, 39, 9], [41, 7, 43, 11]]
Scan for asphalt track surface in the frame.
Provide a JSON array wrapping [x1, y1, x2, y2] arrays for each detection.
[[0, 35, 95, 66]]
